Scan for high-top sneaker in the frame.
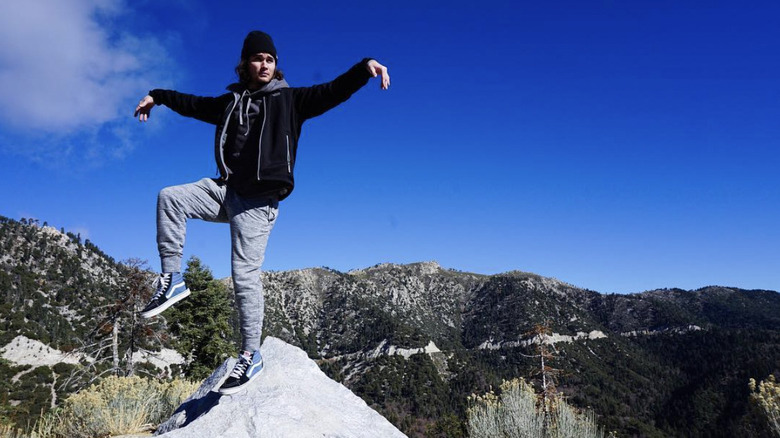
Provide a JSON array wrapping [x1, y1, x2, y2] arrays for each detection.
[[140, 272, 190, 318], [218, 350, 264, 395]]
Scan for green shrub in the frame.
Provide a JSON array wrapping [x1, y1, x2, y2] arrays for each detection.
[[467, 378, 607, 438], [41, 375, 197, 438], [749, 375, 780, 437]]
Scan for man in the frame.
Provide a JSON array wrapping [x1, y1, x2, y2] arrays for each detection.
[[134, 30, 389, 394]]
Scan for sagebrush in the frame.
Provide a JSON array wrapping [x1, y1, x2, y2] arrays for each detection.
[[5, 375, 197, 438], [467, 378, 607, 438], [750, 374, 780, 437]]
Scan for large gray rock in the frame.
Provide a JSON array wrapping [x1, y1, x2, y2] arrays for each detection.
[[156, 337, 406, 438]]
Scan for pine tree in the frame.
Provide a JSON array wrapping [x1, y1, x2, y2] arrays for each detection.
[[167, 257, 235, 380], [120, 258, 168, 377]]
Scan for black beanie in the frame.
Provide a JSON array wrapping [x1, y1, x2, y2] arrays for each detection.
[[241, 31, 278, 60]]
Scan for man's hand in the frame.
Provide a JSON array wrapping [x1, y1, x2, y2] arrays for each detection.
[[366, 60, 390, 90], [134, 95, 155, 122]]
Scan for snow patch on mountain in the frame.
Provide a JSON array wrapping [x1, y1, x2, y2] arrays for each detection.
[[620, 325, 703, 337], [326, 340, 443, 363], [0, 335, 183, 376], [478, 330, 608, 350], [368, 340, 441, 359], [1, 335, 90, 366], [131, 348, 185, 373]]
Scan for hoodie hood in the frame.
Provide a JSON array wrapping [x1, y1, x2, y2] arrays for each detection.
[[228, 78, 291, 134], [227, 78, 290, 95]]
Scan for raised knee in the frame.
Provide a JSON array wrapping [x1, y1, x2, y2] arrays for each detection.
[[158, 186, 178, 206]]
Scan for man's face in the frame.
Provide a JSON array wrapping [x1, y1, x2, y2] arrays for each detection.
[[247, 52, 276, 87]]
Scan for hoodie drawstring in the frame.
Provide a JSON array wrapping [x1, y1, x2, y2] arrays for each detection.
[[238, 90, 248, 126], [237, 90, 253, 135], [244, 98, 251, 135]]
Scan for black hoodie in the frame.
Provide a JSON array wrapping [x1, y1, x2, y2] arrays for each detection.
[[149, 58, 373, 200]]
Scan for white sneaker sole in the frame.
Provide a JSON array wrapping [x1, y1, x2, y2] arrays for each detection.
[[217, 365, 264, 395]]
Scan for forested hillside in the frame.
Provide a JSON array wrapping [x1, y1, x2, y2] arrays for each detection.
[[257, 264, 780, 437], [0, 216, 174, 425]]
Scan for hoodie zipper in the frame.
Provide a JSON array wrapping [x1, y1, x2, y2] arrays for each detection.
[[256, 97, 267, 180], [286, 135, 291, 173], [238, 90, 246, 125]]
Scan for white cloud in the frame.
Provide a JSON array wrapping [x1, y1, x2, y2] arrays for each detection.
[[0, 0, 177, 165]]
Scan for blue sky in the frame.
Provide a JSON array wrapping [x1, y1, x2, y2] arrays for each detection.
[[1, 1, 778, 294]]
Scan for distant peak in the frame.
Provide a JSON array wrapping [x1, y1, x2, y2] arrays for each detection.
[[410, 260, 442, 274], [498, 270, 573, 287], [348, 260, 442, 275]]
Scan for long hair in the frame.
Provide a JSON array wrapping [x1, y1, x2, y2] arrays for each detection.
[[235, 58, 284, 86]]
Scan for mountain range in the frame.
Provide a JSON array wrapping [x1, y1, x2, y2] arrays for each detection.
[[1, 215, 778, 437]]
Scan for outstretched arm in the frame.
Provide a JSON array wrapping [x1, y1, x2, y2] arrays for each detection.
[[133, 90, 231, 125], [294, 58, 390, 120]]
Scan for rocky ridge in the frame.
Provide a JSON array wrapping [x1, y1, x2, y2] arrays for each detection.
[[156, 337, 406, 438]]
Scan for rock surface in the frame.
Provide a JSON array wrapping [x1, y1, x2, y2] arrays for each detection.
[[156, 337, 406, 438]]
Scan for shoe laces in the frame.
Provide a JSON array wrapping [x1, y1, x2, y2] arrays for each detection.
[[229, 354, 252, 379], [151, 273, 172, 301]]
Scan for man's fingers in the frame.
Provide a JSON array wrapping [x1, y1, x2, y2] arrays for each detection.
[[380, 67, 390, 90], [135, 107, 150, 122]]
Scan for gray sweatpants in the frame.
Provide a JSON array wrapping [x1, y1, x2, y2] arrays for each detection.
[[156, 177, 278, 353]]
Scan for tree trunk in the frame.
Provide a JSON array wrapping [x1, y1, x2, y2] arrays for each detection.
[[112, 317, 120, 375]]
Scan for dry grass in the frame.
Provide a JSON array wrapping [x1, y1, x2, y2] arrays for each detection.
[[0, 411, 59, 438], [4, 375, 197, 438]]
